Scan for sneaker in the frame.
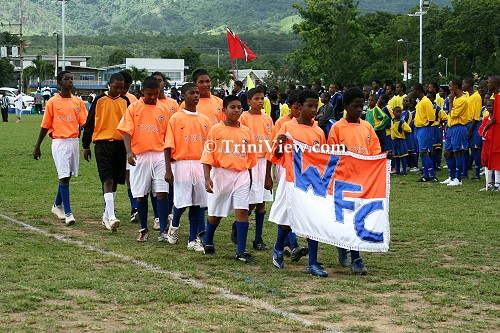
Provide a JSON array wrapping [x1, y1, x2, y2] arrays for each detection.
[[440, 177, 452, 184], [109, 218, 120, 232], [409, 167, 419, 172], [447, 178, 462, 186], [65, 213, 76, 226], [166, 226, 179, 244], [130, 208, 138, 223], [479, 184, 493, 192], [351, 258, 368, 275], [153, 218, 160, 231], [417, 176, 431, 182], [471, 176, 480, 181], [187, 239, 204, 252], [51, 205, 66, 220], [283, 246, 292, 257], [253, 238, 270, 251], [102, 214, 111, 230], [231, 221, 237, 244], [157, 230, 169, 242], [337, 247, 349, 267], [430, 177, 439, 182], [235, 252, 255, 263], [290, 246, 308, 262], [137, 228, 149, 242], [273, 249, 284, 269], [167, 214, 173, 230], [492, 185, 500, 191], [306, 263, 328, 277], [202, 242, 215, 255]]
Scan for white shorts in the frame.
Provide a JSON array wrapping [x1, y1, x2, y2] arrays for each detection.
[[172, 160, 207, 208], [129, 151, 169, 198], [207, 167, 250, 217], [52, 138, 80, 179], [249, 157, 273, 204], [275, 163, 285, 183], [268, 172, 289, 226]]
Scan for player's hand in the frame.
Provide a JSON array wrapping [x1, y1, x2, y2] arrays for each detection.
[[165, 167, 173, 184], [264, 174, 273, 193], [205, 177, 213, 193], [33, 145, 41, 160], [127, 152, 136, 166], [276, 134, 287, 146], [386, 150, 394, 159], [83, 149, 91, 162]]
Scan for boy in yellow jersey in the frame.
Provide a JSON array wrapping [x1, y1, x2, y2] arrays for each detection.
[[33, 71, 88, 225], [463, 77, 483, 180], [441, 79, 469, 186], [391, 106, 412, 175], [402, 97, 418, 171], [366, 94, 389, 149], [279, 84, 296, 118], [428, 82, 444, 110], [82, 73, 130, 231], [427, 91, 447, 171]]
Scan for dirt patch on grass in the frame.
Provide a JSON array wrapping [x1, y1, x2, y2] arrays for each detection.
[[65, 289, 100, 298]]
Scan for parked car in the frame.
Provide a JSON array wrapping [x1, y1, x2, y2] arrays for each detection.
[[0, 87, 35, 108]]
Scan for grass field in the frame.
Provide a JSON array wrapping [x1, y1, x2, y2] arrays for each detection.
[[0, 114, 498, 333]]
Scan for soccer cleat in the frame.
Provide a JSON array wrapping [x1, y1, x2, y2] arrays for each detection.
[[253, 238, 270, 251], [447, 178, 462, 186], [283, 246, 292, 257], [231, 221, 237, 244], [166, 226, 179, 244], [417, 176, 431, 182], [409, 167, 419, 172], [430, 177, 439, 182], [157, 230, 169, 242], [202, 242, 215, 255], [102, 214, 111, 230], [187, 239, 204, 252], [235, 252, 255, 263], [306, 263, 328, 277], [440, 177, 452, 184], [290, 246, 308, 262], [492, 185, 500, 191], [479, 184, 493, 191], [130, 208, 138, 223], [351, 258, 368, 275], [65, 213, 75, 226], [337, 247, 349, 267], [273, 249, 284, 269], [153, 217, 160, 231], [137, 228, 149, 242], [471, 176, 480, 181], [109, 218, 120, 232], [51, 205, 66, 220]]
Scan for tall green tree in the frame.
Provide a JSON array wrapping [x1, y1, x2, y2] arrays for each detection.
[[127, 66, 148, 93], [158, 49, 179, 59], [208, 66, 232, 89], [23, 59, 55, 87], [0, 58, 15, 87], [180, 47, 202, 77], [108, 49, 134, 65]]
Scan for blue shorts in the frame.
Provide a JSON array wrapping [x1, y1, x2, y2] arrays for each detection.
[[444, 124, 468, 152], [384, 133, 394, 152], [415, 126, 434, 153], [406, 132, 416, 152], [393, 138, 408, 158], [468, 122, 483, 149], [432, 126, 443, 148]]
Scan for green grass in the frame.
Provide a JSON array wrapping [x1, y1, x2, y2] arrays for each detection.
[[0, 114, 499, 332]]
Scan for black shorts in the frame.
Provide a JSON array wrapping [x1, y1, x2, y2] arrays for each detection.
[[95, 141, 126, 184]]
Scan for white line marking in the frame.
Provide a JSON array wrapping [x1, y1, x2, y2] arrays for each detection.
[[0, 214, 343, 333]]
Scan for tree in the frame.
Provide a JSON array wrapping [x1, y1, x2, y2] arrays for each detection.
[[127, 66, 148, 93], [108, 49, 134, 65], [159, 49, 179, 59], [0, 58, 15, 87], [23, 59, 55, 88], [180, 47, 202, 76], [208, 66, 232, 89]]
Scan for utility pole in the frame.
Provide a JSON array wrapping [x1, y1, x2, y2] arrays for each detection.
[[19, 0, 24, 92]]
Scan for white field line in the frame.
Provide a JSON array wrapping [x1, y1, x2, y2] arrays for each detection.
[[0, 214, 343, 333]]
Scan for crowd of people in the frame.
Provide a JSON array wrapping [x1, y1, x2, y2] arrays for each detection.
[[31, 68, 500, 277]]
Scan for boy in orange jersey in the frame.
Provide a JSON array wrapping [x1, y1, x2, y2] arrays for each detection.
[[328, 87, 387, 275], [179, 68, 224, 125], [237, 87, 274, 251], [200, 95, 258, 263], [33, 71, 88, 225], [164, 83, 211, 250], [270, 90, 326, 274], [117, 77, 171, 242], [82, 73, 130, 231]]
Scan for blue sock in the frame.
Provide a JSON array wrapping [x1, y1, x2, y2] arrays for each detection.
[[455, 154, 464, 181], [128, 188, 137, 210], [411, 153, 418, 169], [421, 155, 431, 178], [428, 155, 436, 177], [288, 232, 299, 249], [203, 220, 218, 245], [59, 184, 71, 215], [462, 150, 469, 177], [307, 238, 318, 266], [188, 206, 202, 242], [445, 155, 456, 179], [150, 194, 158, 219], [156, 198, 169, 234], [168, 184, 174, 215], [236, 221, 249, 254], [401, 158, 407, 174], [395, 158, 401, 174], [54, 186, 62, 206], [431, 153, 437, 171], [137, 200, 148, 230], [436, 149, 443, 169], [351, 250, 361, 262], [172, 206, 186, 228], [274, 225, 290, 251], [196, 207, 206, 235], [254, 211, 265, 242], [473, 149, 481, 178]]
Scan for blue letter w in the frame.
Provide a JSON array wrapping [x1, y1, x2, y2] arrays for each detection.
[[293, 148, 339, 197]]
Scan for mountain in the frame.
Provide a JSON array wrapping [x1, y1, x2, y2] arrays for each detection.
[[3, 0, 451, 36]]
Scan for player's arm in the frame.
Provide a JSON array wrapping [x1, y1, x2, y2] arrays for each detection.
[[33, 127, 49, 160], [203, 163, 213, 193], [264, 160, 273, 192], [274, 134, 287, 159], [164, 148, 173, 184], [82, 98, 97, 161], [123, 133, 136, 166]]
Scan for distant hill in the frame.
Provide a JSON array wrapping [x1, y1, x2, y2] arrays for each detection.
[[2, 0, 450, 36]]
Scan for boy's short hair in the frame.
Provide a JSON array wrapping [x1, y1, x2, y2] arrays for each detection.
[[321, 91, 331, 100], [143, 76, 160, 89], [270, 92, 278, 102], [397, 82, 406, 92], [181, 82, 197, 95], [412, 83, 425, 94], [386, 83, 395, 91], [235, 80, 243, 88], [378, 93, 390, 104], [372, 79, 381, 85], [119, 71, 133, 85], [151, 71, 166, 81], [192, 69, 209, 82], [428, 82, 439, 90], [56, 70, 71, 83], [393, 106, 402, 112], [368, 94, 377, 100], [343, 88, 364, 108], [333, 81, 343, 91], [450, 78, 462, 89], [298, 89, 318, 105], [287, 90, 301, 105], [109, 73, 125, 84], [463, 77, 474, 86], [223, 95, 241, 108], [247, 87, 264, 100]]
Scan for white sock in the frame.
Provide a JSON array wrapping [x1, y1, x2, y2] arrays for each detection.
[[104, 192, 115, 220]]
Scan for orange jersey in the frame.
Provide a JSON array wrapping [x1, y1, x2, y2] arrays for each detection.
[[200, 122, 257, 171], [271, 114, 294, 140], [125, 92, 138, 104], [328, 118, 381, 156], [117, 99, 170, 154], [179, 93, 224, 125], [158, 97, 179, 116], [164, 109, 212, 160], [41, 93, 87, 139], [239, 111, 274, 158]]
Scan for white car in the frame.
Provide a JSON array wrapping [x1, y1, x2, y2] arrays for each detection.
[[0, 87, 35, 108]]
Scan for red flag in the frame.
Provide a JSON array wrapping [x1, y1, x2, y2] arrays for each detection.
[[487, 93, 500, 170], [226, 25, 257, 62]]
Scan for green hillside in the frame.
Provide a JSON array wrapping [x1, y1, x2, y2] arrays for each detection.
[[2, 0, 450, 36]]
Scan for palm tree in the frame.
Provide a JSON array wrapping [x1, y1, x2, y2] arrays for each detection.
[[128, 66, 148, 94], [210, 67, 232, 89], [23, 59, 55, 89]]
